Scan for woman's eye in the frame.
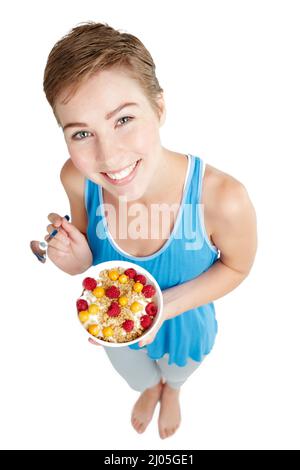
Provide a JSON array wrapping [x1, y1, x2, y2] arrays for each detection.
[[72, 116, 133, 140], [117, 115, 133, 127], [72, 130, 91, 140]]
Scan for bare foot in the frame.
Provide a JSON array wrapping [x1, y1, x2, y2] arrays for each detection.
[[131, 379, 164, 434], [158, 383, 181, 439]]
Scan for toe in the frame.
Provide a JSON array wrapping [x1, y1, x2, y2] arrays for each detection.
[[132, 417, 141, 432], [139, 424, 146, 433], [136, 419, 144, 431]]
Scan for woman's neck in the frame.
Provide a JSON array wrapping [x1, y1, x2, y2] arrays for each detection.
[[135, 149, 188, 207]]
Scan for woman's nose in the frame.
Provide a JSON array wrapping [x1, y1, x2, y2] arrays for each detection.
[[98, 155, 124, 172]]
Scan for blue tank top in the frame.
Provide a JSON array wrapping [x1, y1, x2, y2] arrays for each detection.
[[84, 154, 220, 366]]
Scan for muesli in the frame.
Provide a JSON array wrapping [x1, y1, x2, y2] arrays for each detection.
[[76, 267, 159, 343]]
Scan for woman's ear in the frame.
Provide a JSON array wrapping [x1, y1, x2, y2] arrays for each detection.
[[156, 93, 166, 127]]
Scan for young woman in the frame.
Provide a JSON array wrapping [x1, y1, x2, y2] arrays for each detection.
[[42, 21, 257, 439]]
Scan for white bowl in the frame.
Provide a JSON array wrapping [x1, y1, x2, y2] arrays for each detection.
[[76, 260, 163, 347]]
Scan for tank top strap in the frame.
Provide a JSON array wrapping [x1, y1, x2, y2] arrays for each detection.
[[185, 154, 203, 205], [84, 176, 96, 215], [189, 155, 219, 255], [197, 156, 205, 204]]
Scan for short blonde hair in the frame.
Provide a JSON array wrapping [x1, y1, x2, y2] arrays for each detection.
[[43, 21, 164, 126]]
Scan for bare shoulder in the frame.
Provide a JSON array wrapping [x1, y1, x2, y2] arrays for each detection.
[[60, 158, 88, 235], [203, 163, 253, 217], [60, 158, 85, 194]]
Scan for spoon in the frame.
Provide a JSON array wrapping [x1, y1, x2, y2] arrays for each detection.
[[30, 215, 70, 263]]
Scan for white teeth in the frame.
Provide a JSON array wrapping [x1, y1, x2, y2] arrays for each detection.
[[106, 160, 138, 180]]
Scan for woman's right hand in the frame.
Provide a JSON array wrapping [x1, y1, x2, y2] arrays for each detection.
[[45, 213, 93, 275]]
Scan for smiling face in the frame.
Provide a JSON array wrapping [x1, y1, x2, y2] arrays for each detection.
[[55, 67, 166, 201]]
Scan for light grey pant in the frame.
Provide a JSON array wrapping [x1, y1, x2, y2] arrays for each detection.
[[103, 346, 206, 392]]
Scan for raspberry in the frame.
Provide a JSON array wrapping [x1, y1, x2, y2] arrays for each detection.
[[82, 277, 97, 291], [105, 286, 120, 299], [140, 315, 153, 329], [145, 302, 158, 317], [76, 299, 89, 312], [107, 302, 121, 317], [124, 268, 137, 279], [122, 319, 134, 332], [134, 274, 147, 285], [142, 284, 156, 298]]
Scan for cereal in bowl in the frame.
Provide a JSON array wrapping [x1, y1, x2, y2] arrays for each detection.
[[76, 267, 159, 343]]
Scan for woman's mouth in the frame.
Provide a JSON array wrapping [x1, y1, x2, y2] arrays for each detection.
[[100, 159, 142, 186]]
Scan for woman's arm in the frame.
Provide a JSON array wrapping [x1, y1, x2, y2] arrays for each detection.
[[60, 158, 89, 238], [163, 178, 258, 320]]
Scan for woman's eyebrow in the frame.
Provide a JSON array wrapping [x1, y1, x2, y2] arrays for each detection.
[[105, 102, 138, 120], [62, 102, 138, 131]]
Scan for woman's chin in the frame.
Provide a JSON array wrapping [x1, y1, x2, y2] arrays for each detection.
[[116, 186, 146, 202]]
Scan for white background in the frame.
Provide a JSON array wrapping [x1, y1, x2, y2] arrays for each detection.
[[1, 0, 299, 450]]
